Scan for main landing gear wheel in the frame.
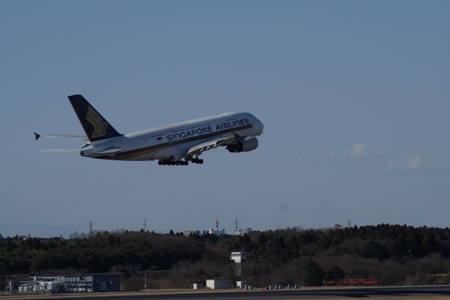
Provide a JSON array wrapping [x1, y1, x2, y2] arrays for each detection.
[[158, 159, 189, 166], [192, 157, 204, 164], [157, 155, 205, 166]]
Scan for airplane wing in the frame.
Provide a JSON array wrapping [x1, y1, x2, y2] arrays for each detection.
[[34, 132, 86, 141], [187, 135, 236, 156]]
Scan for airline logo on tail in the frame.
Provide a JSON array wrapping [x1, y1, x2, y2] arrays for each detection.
[[86, 106, 108, 139]]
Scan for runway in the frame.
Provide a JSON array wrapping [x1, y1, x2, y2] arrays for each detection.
[[3, 286, 450, 300]]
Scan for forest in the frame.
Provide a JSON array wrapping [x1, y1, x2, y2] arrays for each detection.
[[2, 224, 450, 290]]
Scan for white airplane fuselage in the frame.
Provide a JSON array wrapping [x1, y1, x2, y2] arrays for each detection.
[[81, 112, 263, 162], [36, 95, 264, 166]]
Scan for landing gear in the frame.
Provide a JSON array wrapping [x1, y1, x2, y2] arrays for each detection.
[[157, 156, 204, 166], [191, 156, 204, 164], [158, 157, 189, 166]]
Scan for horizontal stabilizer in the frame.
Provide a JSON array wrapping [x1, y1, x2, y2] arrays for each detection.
[[41, 149, 81, 154], [34, 132, 86, 141]]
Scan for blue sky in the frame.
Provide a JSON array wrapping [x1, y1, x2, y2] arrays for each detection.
[[1, 1, 450, 237]]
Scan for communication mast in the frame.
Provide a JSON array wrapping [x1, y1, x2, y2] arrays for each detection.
[[208, 217, 225, 235]]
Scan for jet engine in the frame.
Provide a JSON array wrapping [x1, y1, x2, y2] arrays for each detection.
[[227, 137, 259, 153]]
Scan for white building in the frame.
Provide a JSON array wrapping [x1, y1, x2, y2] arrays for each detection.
[[235, 228, 253, 236], [230, 252, 247, 263], [206, 279, 228, 289]]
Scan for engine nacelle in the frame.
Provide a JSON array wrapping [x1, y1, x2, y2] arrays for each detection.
[[227, 137, 259, 153]]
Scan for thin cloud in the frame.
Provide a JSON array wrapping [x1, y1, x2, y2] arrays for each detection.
[[343, 142, 373, 160], [405, 154, 421, 170], [383, 153, 446, 174], [312, 142, 446, 175]]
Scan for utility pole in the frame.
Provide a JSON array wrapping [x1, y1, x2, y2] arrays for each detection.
[[144, 271, 147, 290]]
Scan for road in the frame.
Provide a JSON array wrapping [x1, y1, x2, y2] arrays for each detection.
[[3, 286, 450, 300]]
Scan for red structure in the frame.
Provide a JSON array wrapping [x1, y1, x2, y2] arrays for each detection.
[[326, 279, 380, 286]]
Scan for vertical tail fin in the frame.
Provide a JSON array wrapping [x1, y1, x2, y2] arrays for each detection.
[[68, 94, 121, 142]]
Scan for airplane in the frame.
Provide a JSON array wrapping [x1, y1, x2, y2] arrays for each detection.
[[35, 94, 264, 166]]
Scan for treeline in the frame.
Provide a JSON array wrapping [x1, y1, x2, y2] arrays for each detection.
[[2, 225, 450, 288]]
